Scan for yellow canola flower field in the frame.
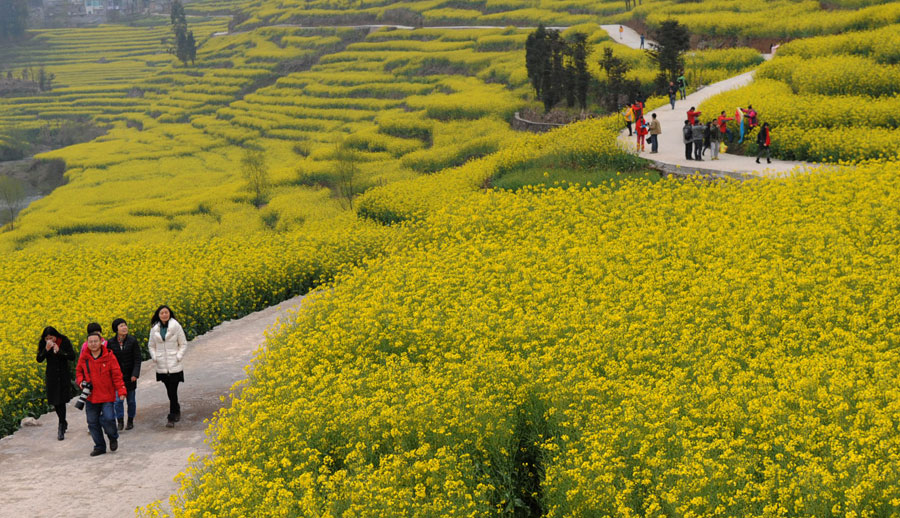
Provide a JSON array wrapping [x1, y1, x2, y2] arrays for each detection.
[[146, 151, 900, 516], [0, 223, 394, 436]]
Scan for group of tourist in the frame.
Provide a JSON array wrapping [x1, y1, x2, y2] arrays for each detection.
[[625, 98, 774, 164], [36, 305, 188, 456]]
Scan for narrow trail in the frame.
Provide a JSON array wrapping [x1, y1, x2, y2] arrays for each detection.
[[0, 295, 305, 518], [600, 25, 822, 179]]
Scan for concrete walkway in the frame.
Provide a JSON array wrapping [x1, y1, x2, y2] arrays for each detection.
[[0, 296, 305, 518], [600, 24, 654, 50], [601, 25, 820, 179]]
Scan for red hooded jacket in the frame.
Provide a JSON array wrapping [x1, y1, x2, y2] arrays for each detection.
[[76, 345, 126, 403]]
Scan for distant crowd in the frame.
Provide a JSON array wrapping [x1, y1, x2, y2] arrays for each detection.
[[622, 74, 774, 165]]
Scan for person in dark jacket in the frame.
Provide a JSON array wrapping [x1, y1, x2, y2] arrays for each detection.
[[109, 318, 141, 431], [36, 327, 76, 441], [76, 331, 126, 456], [683, 120, 693, 160], [692, 121, 705, 161], [756, 122, 772, 164]]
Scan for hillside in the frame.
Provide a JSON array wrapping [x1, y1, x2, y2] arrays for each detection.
[[0, 0, 899, 516]]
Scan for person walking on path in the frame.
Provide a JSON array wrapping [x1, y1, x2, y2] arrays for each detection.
[[640, 33, 645, 49], [36, 327, 76, 441], [649, 113, 661, 153], [622, 105, 634, 136], [148, 305, 188, 428], [79, 322, 107, 360], [683, 120, 693, 160], [692, 121, 705, 161], [756, 122, 772, 164], [635, 115, 648, 152], [76, 331, 126, 456], [619, 25, 624, 40], [717, 111, 734, 143], [708, 122, 721, 160], [677, 72, 687, 100], [108, 318, 141, 431], [668, 82, 677, 110], [687, 107, 702, 125]]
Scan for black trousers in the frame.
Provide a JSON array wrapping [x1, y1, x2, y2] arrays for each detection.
[[55, 403, 66, 426], [162, 378, 181, 416], [694, 141, 703, 160], [684, 142, 693, 160]]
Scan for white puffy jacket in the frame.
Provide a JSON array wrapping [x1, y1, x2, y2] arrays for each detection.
[[148, 318, 187, 374]]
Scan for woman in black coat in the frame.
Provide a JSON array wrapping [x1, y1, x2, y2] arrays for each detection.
[[36, 326, 76, 440], [109, 318, 142, 431]]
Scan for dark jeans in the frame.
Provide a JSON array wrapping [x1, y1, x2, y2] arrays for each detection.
[[85, 400, 118, 452], [163, 378, 181, 417], [669, 96, 675, 110], [114, 389, 137, 420], [625, 121, 632, 136], [649, 134, 659, 152], [694, 140, 703, 160], [684, 142, 693, 160], [756, 145, 771, 161]]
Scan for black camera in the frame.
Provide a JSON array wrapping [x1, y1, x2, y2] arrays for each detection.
[[74, 382, 92, 410]]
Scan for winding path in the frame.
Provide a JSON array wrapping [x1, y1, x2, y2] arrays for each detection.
[[0, 296, 305, 518], [601, 24, 819, 179]]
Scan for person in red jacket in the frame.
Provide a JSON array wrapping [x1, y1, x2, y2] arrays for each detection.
[[687, 107, 702, 125], [78, 322, 107, 360], [76, 331, 126, 456], [717, 111, 734, 143], [635, 116, 649, 152]]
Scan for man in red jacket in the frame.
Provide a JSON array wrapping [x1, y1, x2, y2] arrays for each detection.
[[76, 331, 126, 456], [687, 107, 702, 125]]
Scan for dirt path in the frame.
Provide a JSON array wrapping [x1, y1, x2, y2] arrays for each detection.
[[600, 25, 822, 179], [0, 295, 305, 518]]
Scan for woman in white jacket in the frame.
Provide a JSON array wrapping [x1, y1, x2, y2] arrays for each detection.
[[147, 305, 187, 428]]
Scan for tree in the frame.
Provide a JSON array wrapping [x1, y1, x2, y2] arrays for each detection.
[[0, 0, 28, 41], [598, 47, 630, 111], [37, 67, 55, 92], [240, 148, 269, 209], [568, 32, 591, 112], [525, 25, 549, 98], [0, 175, 26, 229], [646, 20, 691, 92], [170, 0, 197, 66]]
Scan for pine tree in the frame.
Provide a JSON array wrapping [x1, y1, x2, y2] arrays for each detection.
[[525, 25, 549, 98], [646, 20, 690, 91], [569, 32, 591, 112]]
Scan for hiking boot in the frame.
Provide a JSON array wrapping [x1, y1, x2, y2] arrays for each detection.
[[110, 438, 118, 452], [117, 418, 125, 431], [90, 449, 106, 457], [126, 417, 134, 430]]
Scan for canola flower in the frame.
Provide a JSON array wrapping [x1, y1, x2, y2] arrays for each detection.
[[143, 155, 900, 516]]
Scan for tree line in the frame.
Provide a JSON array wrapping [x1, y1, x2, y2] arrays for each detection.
[[525, 21, 690, 114], [525, 26, 591, 113]]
